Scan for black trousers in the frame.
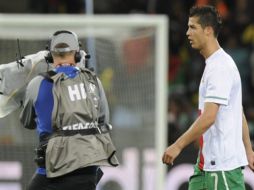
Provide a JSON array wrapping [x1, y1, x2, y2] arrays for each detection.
[[27, 167, 99, 190]]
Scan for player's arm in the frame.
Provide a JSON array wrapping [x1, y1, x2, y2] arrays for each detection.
[[162, 102, 219, 165], [242, 111, 254, 170]]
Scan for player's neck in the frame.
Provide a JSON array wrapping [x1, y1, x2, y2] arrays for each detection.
[[200, 39, 220, 59]]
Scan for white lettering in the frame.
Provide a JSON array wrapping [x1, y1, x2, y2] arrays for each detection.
[[78, 123, 84, 130], [62, 122, 97, 130], [72, 123, 79, 130], [63, 125, 71, 130], [80, 83, 87, 99], [68, 84, 81, 101], [89, 122, 96, 128], [68, 83, 87, 101]]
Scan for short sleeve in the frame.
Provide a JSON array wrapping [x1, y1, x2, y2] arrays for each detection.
[[205, 65, 233, 105]]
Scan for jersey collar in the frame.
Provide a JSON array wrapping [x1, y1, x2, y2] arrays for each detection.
[[205, 48, 223, 65]]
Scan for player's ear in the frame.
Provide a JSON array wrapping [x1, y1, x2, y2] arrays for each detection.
[[205, 26, 213, 36]]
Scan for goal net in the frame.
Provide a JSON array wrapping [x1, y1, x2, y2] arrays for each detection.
[[0, 14, 168, 190]]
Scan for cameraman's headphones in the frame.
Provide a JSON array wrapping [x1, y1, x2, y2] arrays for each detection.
[[45, 30, 82, 63]]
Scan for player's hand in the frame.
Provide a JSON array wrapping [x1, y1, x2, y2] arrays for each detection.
[[246, 150, 254, 171], [162, 143, 181, 165]]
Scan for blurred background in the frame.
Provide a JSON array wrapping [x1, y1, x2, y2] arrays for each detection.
[[1, 0, 254, 190]]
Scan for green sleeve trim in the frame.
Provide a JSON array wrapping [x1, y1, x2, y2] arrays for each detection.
[[205, 96, 227, 101]]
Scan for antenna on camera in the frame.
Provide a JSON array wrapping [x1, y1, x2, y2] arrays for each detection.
[[16, 39, 24, 67]]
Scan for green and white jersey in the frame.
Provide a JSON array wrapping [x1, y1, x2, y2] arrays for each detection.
[[198, 48, 248, 171]]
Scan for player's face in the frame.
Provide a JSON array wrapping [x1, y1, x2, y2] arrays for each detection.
[[186, 16, 206, 50], [52, 51, 76, 67]]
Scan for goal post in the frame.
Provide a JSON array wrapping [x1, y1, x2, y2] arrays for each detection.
[[0, 14, 168, 190]]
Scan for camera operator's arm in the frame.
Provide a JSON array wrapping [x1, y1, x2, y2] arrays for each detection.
[[0, 51, 51, 118], [0, 51, 49, 96], [19, 76, 43, 129], [97, 78, 109, 123]]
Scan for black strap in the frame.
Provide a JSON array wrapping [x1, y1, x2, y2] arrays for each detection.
[[107, 150, 119, 167], [39, 128, 103, 142], [39, 70, 57, 82], [55, 128, 102, 136], [52, 123, 110, 138]]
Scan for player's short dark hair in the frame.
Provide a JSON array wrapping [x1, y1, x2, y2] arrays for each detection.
[[189, 5, 222, 37]]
